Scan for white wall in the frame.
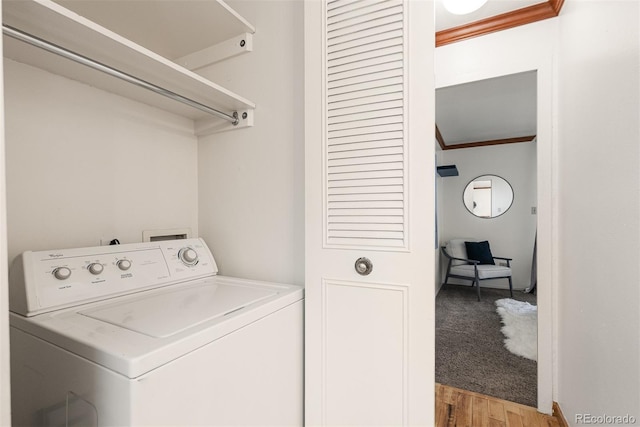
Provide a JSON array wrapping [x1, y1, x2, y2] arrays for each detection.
[[4, 59, 199, 261], [437, 0, 640, 420], [196, 0, 304, 285], [556, 1, 639, 423], [438, 141, 537, 290]]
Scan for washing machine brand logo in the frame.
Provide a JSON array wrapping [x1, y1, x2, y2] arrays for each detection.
[[48, 253, 64, 258]]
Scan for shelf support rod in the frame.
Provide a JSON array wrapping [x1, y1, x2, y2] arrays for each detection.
[[2, 25, 239, 125]]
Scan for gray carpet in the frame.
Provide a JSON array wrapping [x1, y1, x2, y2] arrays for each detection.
[[435, 284, 537, 407]]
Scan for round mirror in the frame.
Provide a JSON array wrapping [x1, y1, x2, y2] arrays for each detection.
[[463, 175, 513, 218]]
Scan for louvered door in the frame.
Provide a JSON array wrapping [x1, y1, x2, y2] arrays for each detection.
[[325, 0, 407, 249], [305, 0, 436, 425]]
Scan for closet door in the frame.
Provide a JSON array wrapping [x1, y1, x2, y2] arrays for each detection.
[[304, 0, 435, 425]]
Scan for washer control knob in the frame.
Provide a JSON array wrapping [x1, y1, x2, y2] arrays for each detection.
[[116, 259, 132, 271], [88, 263, 104, 275], [178, 247, 199, 266], [53, 267, 72, 280]]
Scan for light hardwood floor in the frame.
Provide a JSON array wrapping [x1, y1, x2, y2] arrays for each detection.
[[436, 383, 562, 427]]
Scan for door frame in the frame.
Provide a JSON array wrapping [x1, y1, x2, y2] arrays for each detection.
[[435, 24, 558, 413]]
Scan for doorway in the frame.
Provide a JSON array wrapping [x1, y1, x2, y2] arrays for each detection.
[[434, 35, 556, 412], [435, 71, 538, 406]]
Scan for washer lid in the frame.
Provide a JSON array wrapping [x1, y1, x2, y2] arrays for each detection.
[[79, 283, 276, 338]]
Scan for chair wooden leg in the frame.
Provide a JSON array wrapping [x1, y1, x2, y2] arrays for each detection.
[[443, 262, 452, 289], [508, 277, 513, 297]]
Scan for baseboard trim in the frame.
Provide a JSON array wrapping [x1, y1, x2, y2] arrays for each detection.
[[553, 402, 569, 427]]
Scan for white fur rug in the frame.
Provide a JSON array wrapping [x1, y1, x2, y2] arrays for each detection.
[[495, 298, 538, 361]]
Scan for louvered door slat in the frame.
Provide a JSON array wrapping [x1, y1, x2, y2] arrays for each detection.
[[329, 200, 404, 209], [327, 228, 404, 238], [328, 147, 403, 162], [327, 0, 399, 24], [327, 0, 378, 18], [327, 35, 402, 62], [328, 28, 403, 56], [327, 208, 403, 216], [327, 215, 402, 224], [329, 61, 403, 88], [328, 108, 403, 127], [328, 52, 403, 76], [328, 123, 403, 140], [325, 0, 406, 249], [329, 161, 403, 174], [328, 153, 403, 166], [328, 91, 402, 111], [328, 222, 404, 231], [327, 0, 363, 10], [327, 1, 402, 29], [328, 99, 403, 123], [328, 77, 403, 102], [328, 83, 402, 104], [328, 67, 403, 90], [327, 131, 403, 147], [328, 115, 402, 133], [329, 61, 402, 93], [328, 169, 403, 182], [327, 44, 403, 68], [327, 177, 403, 188], [328, 185, 403, 195], [328, 20, 403, 49], [328, 192, 402, 202], [327, 11, 402, 40]]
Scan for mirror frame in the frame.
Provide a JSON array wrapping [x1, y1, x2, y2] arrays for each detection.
[[462, 174, 514, 219]]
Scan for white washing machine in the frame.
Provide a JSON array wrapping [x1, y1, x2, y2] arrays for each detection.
[[8, 238, 304, 426]]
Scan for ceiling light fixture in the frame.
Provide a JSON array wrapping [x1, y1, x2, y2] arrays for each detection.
[[442, 0, 488, 15]]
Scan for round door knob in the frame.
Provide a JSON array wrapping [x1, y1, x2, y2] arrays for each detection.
[[179, 247, 199, 266], [117, 259, 132, 271], [355, 257, 373, 276], [88, 263, 104, 275], [53, 266, 72, 280]]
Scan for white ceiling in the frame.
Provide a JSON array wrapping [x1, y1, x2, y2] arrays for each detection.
[[435, 0, 543, 32], [436, 71, 537, 146]]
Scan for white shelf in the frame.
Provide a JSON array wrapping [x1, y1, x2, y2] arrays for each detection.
[[54, 0, 255, 61], [3, 0, 255, 129]]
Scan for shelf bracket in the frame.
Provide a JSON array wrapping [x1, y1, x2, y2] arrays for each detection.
[[195, 109, 254, 136], [175, 33, 253, 72]]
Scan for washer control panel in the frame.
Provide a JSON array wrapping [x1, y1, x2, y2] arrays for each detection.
[[9, 238, 218, 317]]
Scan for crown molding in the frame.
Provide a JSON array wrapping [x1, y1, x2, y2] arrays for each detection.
[[441, 135, 536, 150], [436, 0, 565, 47]]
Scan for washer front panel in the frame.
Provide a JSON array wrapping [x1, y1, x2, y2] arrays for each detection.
[[9, 238, 217, 316]]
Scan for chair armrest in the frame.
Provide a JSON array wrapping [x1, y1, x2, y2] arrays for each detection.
[[492, 256, 512, 267], [441, 247, 480, 264], [454, 257, 480, 264]]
